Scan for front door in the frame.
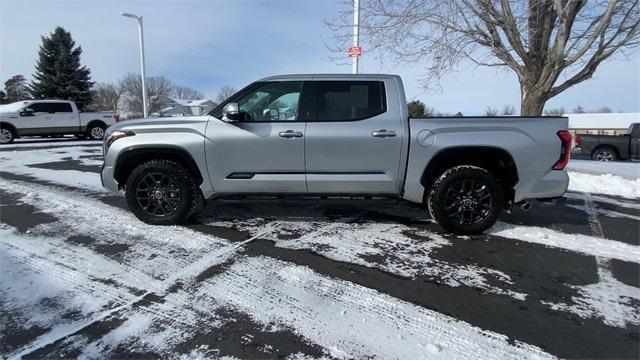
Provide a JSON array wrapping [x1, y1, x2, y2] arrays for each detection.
[[205, 81, 309, 193], [305, 80, 403, 194]]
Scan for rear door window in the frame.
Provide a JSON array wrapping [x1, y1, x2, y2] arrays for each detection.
[[50, 102, 73, 113], [315, 81, 386, 121]]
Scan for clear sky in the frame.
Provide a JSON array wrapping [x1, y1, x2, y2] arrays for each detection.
[[1, 0, 639, 114]]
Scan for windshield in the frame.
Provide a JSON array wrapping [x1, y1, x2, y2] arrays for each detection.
[[0, 101, 29, 112]]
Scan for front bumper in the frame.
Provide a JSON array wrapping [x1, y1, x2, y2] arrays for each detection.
[[101, 164, 120, 194]]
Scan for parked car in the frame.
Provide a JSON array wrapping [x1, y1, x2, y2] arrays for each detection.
[[574, 123, 640, 161], [0, 100, 119, 144], [101, 74, 571, 234]]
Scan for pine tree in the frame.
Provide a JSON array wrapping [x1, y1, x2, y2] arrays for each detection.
[[30, 27, 94, 110]]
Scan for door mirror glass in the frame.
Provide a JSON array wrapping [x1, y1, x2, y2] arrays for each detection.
[[222, 102, 242, 122], [20, 107, 35, 117]]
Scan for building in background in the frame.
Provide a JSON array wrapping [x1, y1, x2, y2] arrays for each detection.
[[567, 113, 639, 135], [154, 96, 216, 117]]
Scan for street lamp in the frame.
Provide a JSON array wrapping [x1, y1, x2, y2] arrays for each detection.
[[121, 12, 148, 118]]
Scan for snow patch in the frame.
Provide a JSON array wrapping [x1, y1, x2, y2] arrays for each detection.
[[490, 222, 640, 263]]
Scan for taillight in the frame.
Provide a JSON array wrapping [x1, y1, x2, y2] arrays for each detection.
[[114, 114, 120, 122], [553, 130, 572, 170], [574, 135, 582, 147]]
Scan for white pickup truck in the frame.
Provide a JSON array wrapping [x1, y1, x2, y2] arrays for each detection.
[[0, 100, 119, 144]]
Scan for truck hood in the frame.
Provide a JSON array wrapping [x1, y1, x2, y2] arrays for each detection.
[[108, 115, 211, 132]]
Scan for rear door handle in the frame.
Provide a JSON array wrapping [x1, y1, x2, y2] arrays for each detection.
[[279, 130, 303, 138], [372, 129, 397, 138]]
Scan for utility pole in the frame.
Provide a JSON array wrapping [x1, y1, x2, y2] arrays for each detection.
[[352, 0, 360, 74], [121, 12, 148, 118]]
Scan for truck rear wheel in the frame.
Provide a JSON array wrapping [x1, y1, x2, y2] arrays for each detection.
[[125, 159, 198, 225], [427, 165, 503, 235], [87, 123, 106, 140], [592, 147, 617, 162]]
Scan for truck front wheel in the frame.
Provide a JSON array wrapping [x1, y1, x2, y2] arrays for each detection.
[[427, 165, 503, 235], [125, 159, 197, 225]]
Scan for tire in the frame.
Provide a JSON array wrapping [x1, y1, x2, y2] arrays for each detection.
[[0, 126, 15, 144], [87, 123, 106, 140], [427, 165, 504, 235], [125, 159, 198, 225], [592, 147, 617, 162]]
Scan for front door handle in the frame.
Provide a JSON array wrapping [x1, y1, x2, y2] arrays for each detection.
[[279, 130, 303, 138], [372, 129, 397, 138]]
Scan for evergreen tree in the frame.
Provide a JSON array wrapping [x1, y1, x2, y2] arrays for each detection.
[[30, 27, 93, 110], [407, 100, 426, 117], [4, 75, 31, 102]]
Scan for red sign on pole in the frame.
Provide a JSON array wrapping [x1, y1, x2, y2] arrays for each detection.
[[348, 46, 363, 57]]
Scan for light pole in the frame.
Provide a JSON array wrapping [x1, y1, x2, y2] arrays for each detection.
[[121, 12, 148, 118], [352, 0, 360, 74]]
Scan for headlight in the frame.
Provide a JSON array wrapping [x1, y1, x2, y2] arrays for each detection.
[[105, 130, 135, 151]]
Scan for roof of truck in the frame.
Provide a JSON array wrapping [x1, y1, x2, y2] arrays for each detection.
[[258, 74, 401, 81]]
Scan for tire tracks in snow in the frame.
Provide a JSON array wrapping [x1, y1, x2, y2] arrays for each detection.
[[0, 178, 278, 358]]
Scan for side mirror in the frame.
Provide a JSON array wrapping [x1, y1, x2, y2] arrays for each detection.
[[20, 108, 34, 117], [221, 102, 242, 122]]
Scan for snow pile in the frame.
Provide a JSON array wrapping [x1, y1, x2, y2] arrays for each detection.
[[568, 171, 640, 198]]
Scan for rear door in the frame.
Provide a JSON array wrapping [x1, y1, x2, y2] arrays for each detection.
[[305, 80, 403, 194], [48, 102, 79, 132]]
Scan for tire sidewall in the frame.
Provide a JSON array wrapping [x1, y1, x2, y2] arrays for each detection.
[[428, 166, 503, 235], [125, 160, 196, 225]]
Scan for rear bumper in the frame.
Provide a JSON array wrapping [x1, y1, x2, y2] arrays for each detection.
[[101, 165, 120, 194], [514, 170, 569, 202]]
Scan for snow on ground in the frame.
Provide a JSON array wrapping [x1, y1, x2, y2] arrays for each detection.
[[489, 221, 640, 327], [201, 201, 526, 300], [207, 255, 553, 360], [0, 144, 105, 192], [490, 222, 640, 263]]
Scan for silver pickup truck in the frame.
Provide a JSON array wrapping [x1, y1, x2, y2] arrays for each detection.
[[101, 74, 571, 234]]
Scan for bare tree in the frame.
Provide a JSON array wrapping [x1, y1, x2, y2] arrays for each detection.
[[501, 104, 516, 115], [327, 1, 640, 115], [88, 82, 122, 112], [215, 85, 237, 105], [172, 85, 204, 100], [485, 106, 499, 116], [4, 75, 31, 103], [543, 107, 566, 115], [573, 105, 586, 113], [119, 73, 174, 115], [595, 106, 613, 113]]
